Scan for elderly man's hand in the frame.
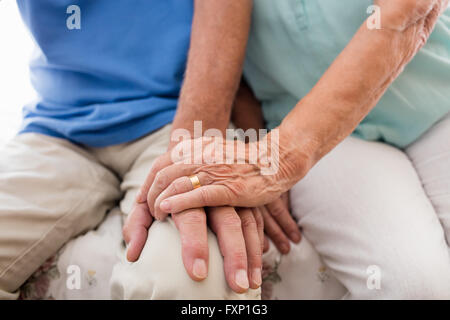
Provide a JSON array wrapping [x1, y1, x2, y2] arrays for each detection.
[[123, 201, 264, 292], [260, 192, 301, 254]]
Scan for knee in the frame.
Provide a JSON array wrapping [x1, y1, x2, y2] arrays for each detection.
[[363, 253, 450, 300], [391, 264, 450, 299], [110, 219, 260, 300]]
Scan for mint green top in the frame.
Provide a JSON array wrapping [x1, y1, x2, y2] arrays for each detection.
[[243, 0, 450, 148]]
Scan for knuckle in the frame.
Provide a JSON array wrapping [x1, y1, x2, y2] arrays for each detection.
[[224, 187, 235, 204], [231, 250, 247, 262], [182, 213, 206, 226], [240, 216, 257, 229], [248, 252, 263, 265], [199, 187, 211, 204], [183, 239, 208, 254], [221, 213, 242, 229], [154, 155, 165, 168], [255, 215, 264, 229], [269, 205, 285, 218], [200, 172, 215, 185], [288, 222, 299, 232], [140, 182, 150, 194], [155, 171, 167, 189], [225, 180, 246, 197], [272, 231, 286, 243], [149, 158, 163, 177], [171, 179, 184, 194], [170, 182, 178, 195]]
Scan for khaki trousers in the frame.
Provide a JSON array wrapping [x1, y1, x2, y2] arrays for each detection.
[[0, 125, 258, 299]]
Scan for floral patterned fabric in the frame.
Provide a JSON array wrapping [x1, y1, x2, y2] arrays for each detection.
[[19, 253, 60, 300], [19, 209, 346, 300]]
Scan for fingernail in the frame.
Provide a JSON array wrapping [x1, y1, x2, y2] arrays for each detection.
[[160, 200, 170, 212], [280, 243, 290, 254], [125, 242, 134, 262], [290, 232, 301, 243], [193, 259, 207, 279], [252, 268, 262, 287], [235, 269, 249, 290]]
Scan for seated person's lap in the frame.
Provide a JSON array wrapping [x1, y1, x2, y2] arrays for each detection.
[[290, 115, 450, 299], [0, 133, 120, 299]]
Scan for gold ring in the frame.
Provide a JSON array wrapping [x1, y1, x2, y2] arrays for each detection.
[[188, 175, 201, 190]]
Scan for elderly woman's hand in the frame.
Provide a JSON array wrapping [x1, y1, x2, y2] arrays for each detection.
[[138, 130, 311, 221]]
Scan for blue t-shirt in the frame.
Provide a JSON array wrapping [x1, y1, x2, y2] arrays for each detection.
[[17, 0, 193, 147]]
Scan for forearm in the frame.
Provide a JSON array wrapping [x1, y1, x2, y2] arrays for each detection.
[[232, 79, 265, 132], [276, 0, 447, 185], [170, 0, 253, 149]]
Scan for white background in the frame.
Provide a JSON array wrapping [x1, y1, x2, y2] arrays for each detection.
[[0, 0, 35, 145]]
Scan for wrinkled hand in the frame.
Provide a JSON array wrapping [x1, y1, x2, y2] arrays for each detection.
[[125, 146, 266, 292], [138, 135, 306, 221]]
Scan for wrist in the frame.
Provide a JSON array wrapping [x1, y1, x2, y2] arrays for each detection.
[[261, 123, 317, 191]]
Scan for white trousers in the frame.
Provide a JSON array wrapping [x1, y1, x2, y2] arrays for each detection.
[[289, 112, 450, 299]]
